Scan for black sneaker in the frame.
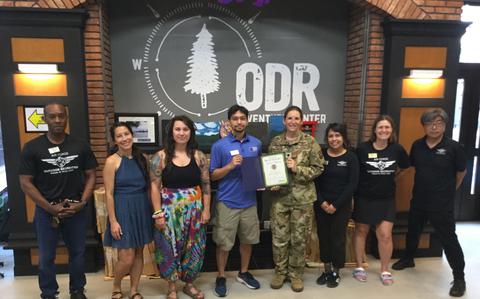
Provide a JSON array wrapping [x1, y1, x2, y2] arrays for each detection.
[[237, 271, 260, 289], [449, 279, 466, 297], [214, 276, 228, 297], [326, 271, 340, 288], [316, 272, 330, 285], [392, 258, 415, 270], [70, 291, 87, 299], [41, 291, 59, 299]]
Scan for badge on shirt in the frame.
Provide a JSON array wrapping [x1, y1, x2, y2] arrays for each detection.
[[249, 146, 258, 152], [48, 146, 60, 154], [436, 148, 447, 155], [368, 153, 377, 158], [230, 149, 240, 156], [337, 161, 347, 167]]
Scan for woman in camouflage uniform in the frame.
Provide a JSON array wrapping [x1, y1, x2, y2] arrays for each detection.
[[268, 106, 324, 292]]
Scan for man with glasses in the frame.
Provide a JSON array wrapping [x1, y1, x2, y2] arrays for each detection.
[[392, 108, 467, 297]]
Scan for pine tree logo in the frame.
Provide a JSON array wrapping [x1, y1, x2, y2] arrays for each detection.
[[184, 23, 221, 109]]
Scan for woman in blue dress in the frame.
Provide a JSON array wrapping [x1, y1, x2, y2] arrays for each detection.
[[103, 122, 153, 299]]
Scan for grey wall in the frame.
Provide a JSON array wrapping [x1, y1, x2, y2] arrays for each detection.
[[110, 0, 348, 143], [0, 123, 4, 167]]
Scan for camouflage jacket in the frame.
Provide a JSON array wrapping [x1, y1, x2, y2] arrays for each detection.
[[268, 131, 324, 205]]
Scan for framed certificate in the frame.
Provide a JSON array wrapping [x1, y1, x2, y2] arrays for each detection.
[[260, 153, 289, 187]]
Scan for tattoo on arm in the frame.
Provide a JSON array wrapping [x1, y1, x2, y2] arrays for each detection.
[[198, 152, 211, 195], [150, 152, 164, 189]]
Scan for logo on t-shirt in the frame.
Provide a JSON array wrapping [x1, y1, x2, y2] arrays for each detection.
[[366, 160, 395, 172], [42, 154, 79, 174], [436, 148, 447, 155], [249, 146, 258, 152], [337, 161, 347, 167]]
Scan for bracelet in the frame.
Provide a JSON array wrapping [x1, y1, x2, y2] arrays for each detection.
[[152, 212, 165, 219], [153, 209, 163, 215]]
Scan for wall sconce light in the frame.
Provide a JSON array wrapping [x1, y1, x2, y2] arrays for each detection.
[[402, 69, 445, 99], [14, 63, 67, 96], [409, 69, 443, 79], [18, 63, 59, 74]]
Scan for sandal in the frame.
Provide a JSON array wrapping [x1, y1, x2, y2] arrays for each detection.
[[183, 284, 205, 299], [352, 267, 367, 282], [380, 271, 394, 286], [129, 292, 143, 299], [111, 291, 123, 299], [167, 289, 177, 299]]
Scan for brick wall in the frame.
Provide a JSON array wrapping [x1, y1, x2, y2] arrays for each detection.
[[344, 4, 367, 145], [0, 0, 464, 175], [413, 0, 463, 20], [345, 0, 463, 145], [83, 0, 113, 185]]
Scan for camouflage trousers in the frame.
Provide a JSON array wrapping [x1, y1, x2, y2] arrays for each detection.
[[270, 201, 313, 279]]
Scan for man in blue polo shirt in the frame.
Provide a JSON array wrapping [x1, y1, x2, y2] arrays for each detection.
[[210, 104, 262, 297]]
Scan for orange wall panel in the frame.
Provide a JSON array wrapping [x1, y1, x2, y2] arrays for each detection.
[[11, 37, 65, 63], [404, 46, 447, 69], [395, 107, 433, 212]]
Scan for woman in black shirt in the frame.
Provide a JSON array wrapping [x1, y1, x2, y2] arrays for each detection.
[[314, 123, 359, 288], [150, 116, 211, 299], [352, 115, 409, 286]]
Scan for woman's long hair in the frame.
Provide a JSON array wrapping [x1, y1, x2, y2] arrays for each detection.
[[164, 115, 198, 170], [109, 122, 149, 186]]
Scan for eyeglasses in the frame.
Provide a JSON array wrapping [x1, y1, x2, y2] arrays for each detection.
[[424, 120, 445, 128]]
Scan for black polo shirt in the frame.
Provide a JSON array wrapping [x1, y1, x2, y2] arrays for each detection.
[[410, 136, 466, 211]]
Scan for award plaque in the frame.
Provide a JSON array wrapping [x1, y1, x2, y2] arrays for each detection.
[[260, 153, 289, 187]]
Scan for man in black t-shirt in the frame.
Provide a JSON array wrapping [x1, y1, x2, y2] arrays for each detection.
[[392, 108, 466, 297], [19, 102, 97, 299]]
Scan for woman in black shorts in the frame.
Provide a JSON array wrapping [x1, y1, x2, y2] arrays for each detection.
[[352, 115, 409, 286]]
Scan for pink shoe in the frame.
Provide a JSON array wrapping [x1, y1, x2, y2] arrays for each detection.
[[352, 268, 367, 282], [380, 271, 394, 286]]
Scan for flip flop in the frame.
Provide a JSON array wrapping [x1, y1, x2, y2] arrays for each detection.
[[167, 289, 177, 299], [380, 271, 394, 286], [183, 284, 205, 299], [129, 292, 144, 299], [111, 291, 123, 299]]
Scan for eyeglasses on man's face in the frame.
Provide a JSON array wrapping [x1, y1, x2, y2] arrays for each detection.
[[424, 120, 445, 128]]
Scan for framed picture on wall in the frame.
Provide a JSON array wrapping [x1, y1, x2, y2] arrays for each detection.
[[24, 106, 49, 133], [114, 113, 158, 145]]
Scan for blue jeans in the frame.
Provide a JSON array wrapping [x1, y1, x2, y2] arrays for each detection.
[[34, 206, 87, 298]]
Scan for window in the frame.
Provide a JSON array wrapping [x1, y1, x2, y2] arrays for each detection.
[[0, 122, 6, 193], [460, 5, 480, 63]]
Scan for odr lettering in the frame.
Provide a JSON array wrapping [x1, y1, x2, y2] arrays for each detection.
[[236, 62, 320, 112], [247, 114, 327, 123]]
